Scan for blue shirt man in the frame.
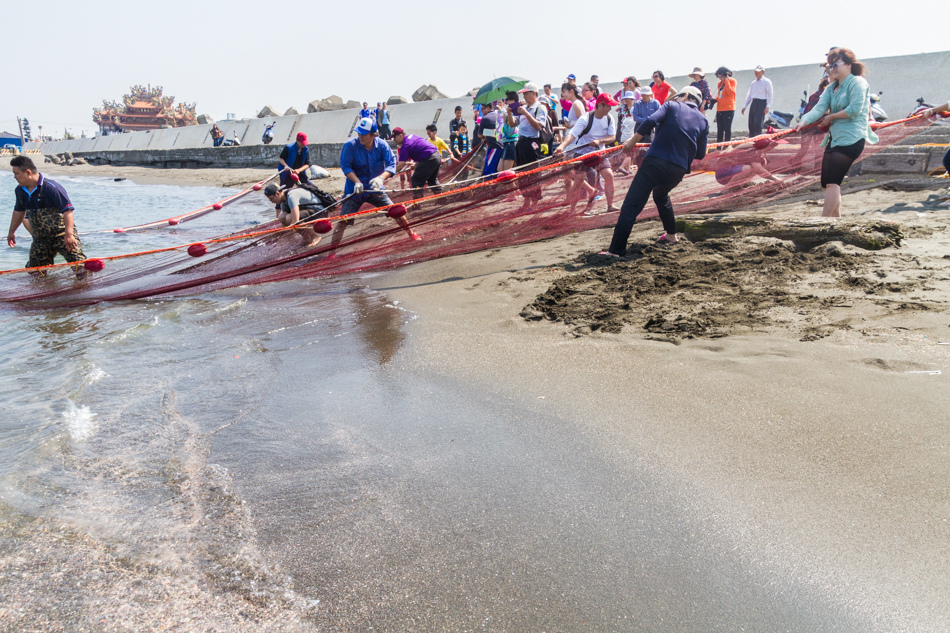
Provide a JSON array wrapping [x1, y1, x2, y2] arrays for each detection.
[[606, 87, 709, 255], [331, 117, 420, 247]]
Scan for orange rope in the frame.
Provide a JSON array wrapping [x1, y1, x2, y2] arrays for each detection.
[[1, 113, 932, 277]]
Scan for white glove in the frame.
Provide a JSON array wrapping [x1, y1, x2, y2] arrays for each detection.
[[352, 181, 364, 194], [368, 176, 385, 191]]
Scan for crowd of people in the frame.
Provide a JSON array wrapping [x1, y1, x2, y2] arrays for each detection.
[[10, 48, 934, 272]]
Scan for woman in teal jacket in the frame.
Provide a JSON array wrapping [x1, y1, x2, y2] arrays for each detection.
[[796, 48, 878, 217]]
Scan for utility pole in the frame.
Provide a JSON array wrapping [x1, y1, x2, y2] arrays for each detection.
[[17, 116, 25, 145]]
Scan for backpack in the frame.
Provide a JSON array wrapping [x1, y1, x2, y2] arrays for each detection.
[[532, 103, 555, 145], [292, 180, 337, 210]]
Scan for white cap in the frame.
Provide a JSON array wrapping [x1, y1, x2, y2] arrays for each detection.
[[518, 82, 540, 94]]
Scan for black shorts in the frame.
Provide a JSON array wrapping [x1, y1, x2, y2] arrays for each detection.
[[821, 139, 865, 187]]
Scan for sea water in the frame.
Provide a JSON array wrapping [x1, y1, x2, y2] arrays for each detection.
[[0, 171, 421, 629]]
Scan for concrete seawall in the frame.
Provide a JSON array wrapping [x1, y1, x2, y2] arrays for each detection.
[[24, 50, 950, 172]]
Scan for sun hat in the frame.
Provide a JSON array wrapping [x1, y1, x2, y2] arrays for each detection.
[[674, 85, 703, 104], [355, 117, 378, 135], [296, 132, 308, 144], [639, 86, 653, 96], [689, 67, 704, 77], [622, 91, 637, 100], [518, 82, 540, 94], [594, 93, 619, 107]]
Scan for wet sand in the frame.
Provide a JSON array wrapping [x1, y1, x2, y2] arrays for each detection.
[[3, 161, 949, 630], [364, 179, 950, 630]]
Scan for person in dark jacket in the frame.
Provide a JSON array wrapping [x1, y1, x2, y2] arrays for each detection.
[[603, 86, 709, 255]]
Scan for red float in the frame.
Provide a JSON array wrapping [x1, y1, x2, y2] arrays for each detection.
[[83, 258, 105, 272], [752, 138, 771, 150], [187, 243, 207, 257], [313, 219, 333, 234], [495, 170, 517, 182], [252, 183, 263, 191], [387, 204, 408, 219], [212, 203, 223, 210], [168, 218, 180, 225]]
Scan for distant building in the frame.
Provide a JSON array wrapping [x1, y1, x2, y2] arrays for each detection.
[[0, 131, 22, 148], [93, 85, 197, 134]]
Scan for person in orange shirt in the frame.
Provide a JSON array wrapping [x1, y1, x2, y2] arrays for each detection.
[[713, 66, 737, 142]]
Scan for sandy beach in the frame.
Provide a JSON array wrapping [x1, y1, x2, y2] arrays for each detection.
[[3, 159, 949, 630]]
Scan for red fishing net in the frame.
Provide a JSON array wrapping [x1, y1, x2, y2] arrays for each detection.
[[0, 117, 932, 308]]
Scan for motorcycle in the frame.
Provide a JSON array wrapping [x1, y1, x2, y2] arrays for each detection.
[[798, 90, 808, 121], [869, 91, 887, 122], [222, 131, 242, 147], [262, 123, 275, 145], [911, 97, 935, 117], [764, 108, 795, 131]]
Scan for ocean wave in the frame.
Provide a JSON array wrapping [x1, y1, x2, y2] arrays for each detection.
[[63, 400, 97, 442]]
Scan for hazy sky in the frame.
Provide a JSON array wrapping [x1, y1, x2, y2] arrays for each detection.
[[2, 0, 946, 138]]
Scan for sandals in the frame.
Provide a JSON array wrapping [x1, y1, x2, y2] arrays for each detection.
[[657, 233, 678, 244]]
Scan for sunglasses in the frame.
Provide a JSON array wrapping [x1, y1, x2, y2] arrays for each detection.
[[829, 61, 847, 69]]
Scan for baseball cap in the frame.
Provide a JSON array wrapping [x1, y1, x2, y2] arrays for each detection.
[[622, 91, 637, 100], [263, 184, 279, 197], [355, 117, 378, 135], [567, 74, 576, 80], [754, 65, 765, 72], [296, 132, 308, 144], [391, 127, 405, 136], [518, 82, 540, 94], [595, 93, 619, 107]]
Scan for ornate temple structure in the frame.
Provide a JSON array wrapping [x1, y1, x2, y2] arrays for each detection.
[[93, 85, 197, 133]]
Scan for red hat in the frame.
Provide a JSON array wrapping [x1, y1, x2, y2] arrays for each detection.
[[391, 127, 405, 136], [296, 132, 308, 144], [595, 93, 619, 107]]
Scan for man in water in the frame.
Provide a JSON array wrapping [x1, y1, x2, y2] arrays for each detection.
[[278, 133, 311, 187], [604, 86, 708, 255], [335, 117, 420, 249], [8, 155, 86, 269], [263, 183, 326, 247]]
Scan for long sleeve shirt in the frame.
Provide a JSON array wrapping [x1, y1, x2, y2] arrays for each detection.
[[743, 77, 773, 109], [799, 74, 878, 148], [716, 78, 737, 111], [639, 101, 709, 172]]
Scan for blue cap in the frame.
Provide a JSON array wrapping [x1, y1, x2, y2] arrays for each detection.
[[567, 74, 576, 80], [355, 117, 378, 135]]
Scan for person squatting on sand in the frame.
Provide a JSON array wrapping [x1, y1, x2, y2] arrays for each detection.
[[554, 93, 620, 215], [603, 86, 709, 256], [8, 155, 86, 270], [337, 117, 421, 248], [263, 183, 326, 247], [917, 99, 950, 205], [795, 48, 877, 218]]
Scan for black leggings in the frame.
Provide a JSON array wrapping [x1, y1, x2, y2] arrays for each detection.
[[820, 140, 865, 187], [943, 147, 950, 174], [716, 110, 734, 143], [608, 156, 687, 255]]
